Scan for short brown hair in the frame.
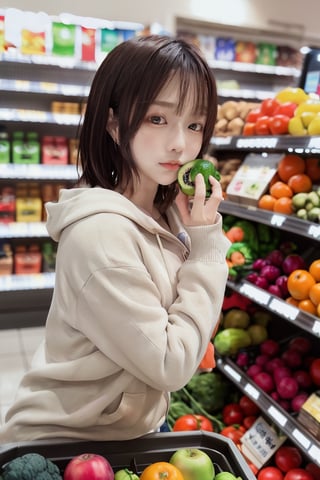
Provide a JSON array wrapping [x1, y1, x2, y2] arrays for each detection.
[[78, 35, 217, 211]]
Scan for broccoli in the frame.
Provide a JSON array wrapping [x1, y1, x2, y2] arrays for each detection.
[[0, 453, 62, 480], [185, 371, 231, 414]]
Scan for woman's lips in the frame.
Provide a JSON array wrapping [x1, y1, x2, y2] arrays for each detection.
[[160, 162, 181, 171]]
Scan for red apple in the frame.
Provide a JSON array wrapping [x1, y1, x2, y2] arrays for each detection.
[[268, 284, 283, 298], [266, 249, 285, 267], [169, 448, 215, 480], [261, 265, 281, 282], [282, 254, 306, 275], [64, 453, 114, 480], [252, 258, 270, 271], [254, 276, 269, 290], [275, 275, 289, 297]]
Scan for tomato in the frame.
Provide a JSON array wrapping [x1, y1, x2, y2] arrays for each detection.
[[243, 415, 257, 430], [275, 446, 302, 472], [258, 466, 284, 480], [220, 425, 245, 444], [275, 102, 298, 118], [310, 358, 320, 386], [246, 108, 261, 123], [222, 403, 244, 425], [243, 122, 256, 136], [269, 114, 290, 135], [284, 469, 314, 480], [306, 462, 320, 480], [140, 462, 184, 480], [260, 98, 281, 116], [239, 395, 260, 416], [255, 116, 271, 135], [173, 414, 213, 432]]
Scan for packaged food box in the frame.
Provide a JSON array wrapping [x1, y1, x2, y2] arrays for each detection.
[[226, 153, 283, 206], [297, 391, 320, 440], [0, 431, 256, 479]]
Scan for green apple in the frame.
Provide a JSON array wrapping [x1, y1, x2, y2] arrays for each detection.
[[169, 448, 215, 480], [115, 468, 139, 480]]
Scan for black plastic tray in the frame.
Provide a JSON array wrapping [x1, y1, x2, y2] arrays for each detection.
[[0, 431, 256, 479]]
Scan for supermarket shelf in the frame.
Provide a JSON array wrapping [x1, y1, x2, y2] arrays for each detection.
[[219, 200, 320, 241], [227, 279, 320, 338], [0, 222, 48, 238], [0, 108, 82, 126], [0, 78, 90, 97], [208, 59, 300, 77], [210, 135, 320, 155], [0, 163, 78, 180], [0, 272, 55, 291], [216, 354, 320, 466]]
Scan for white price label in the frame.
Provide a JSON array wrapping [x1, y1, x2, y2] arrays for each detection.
[[292, 428, 311, 449], [267, 405, 287, 426], [269, 298, 298, 321], [308, 137, 320, 149], [312, 320, 320, 336], [241, 416, 286, 469], [239, 283, 270, 305], [270, 214, 286, 227], [223, 364, 241, 382], [308, 224, 320, 239], [244, 383, 260, 400], [236, 137, 278, 149], [210, 136, 232, 146]]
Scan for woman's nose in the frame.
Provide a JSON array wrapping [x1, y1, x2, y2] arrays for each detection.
[[167, 125, 186, 152]]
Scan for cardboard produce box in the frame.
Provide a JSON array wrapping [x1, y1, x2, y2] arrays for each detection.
[[226, 153, 283, 207], [0, 431, 256, 479]]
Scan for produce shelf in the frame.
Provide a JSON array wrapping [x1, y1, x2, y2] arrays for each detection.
[[215, 355, 320, 467]]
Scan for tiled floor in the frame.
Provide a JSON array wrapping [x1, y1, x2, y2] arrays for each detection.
[[0, 326, 45, 426]]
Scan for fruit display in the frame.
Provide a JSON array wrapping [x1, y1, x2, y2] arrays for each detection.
[[214, 100, 259, 137], [257, 154, 320, 219]]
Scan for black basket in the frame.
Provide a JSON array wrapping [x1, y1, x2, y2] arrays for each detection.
[[0, 431, 256, 479]]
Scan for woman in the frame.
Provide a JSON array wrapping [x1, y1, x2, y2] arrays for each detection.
[[0, 35, 230, 442]]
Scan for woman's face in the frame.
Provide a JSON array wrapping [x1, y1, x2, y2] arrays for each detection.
[[130, 75, 207, 192]]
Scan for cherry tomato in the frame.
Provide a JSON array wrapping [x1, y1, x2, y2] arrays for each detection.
[[222, 403, 244, 425], [140, 462, 184, 480], [220, 425, 246, 444], [275, 446, 302, 472], [258, 466, 284, 480], [269, 114, 290, 135], [243, 122, 256, 136], [239, 395, 260, 416], [284, 469, 314, 480], [243, 415, 257, 430], [275, 102, 298, 118], [246, 108, 261, 123], [173, 414, 213, 432], [260, 98, 281, 116], [255, 116, 271, 135]]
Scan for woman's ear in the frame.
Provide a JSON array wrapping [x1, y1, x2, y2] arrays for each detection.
[[106, 108, 119, 144]]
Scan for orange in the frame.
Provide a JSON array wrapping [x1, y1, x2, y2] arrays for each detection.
[[286, 296, 299, 307], [269, 181, 294, 199], [277, 154, 305, 182], [309, 259, 320, 281], [258, 194, 276, 211], [298, 299, 317, 315], [309, 282, 320, 306], [287, 269, 316, 300], [305, 157, 320, 182], [287, 173, 313, 193], [273, 197, 293, 215]]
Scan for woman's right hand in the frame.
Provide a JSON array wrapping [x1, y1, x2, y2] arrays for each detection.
[[175, 173, 223, 227]]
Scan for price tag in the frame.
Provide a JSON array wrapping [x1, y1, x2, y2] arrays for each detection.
[[267, 405, 287, 426], [308, 137, 320, 149], [308, 224, 320, 239], [292, 428, 311, 449], [270, 214, 286, 227], [308, 444, 320, 465], [223, 364, 242, 382], [236, 137, 278, 149], [239, 283, 270, 305], [241, 416, 286, 469], [269, 297, 298, 321], [15, 79, 31, 91], [210, 136, 232, 146], [244, 383, 260, 400], [312, 320, 320, 336]]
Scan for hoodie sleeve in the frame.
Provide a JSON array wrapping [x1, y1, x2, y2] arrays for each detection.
[[72, 215, 230, 392]]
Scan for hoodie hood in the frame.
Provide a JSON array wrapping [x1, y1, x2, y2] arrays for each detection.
[[46, 187, 185, 244]]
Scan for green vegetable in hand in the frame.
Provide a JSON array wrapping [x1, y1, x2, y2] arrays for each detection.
[[0, 453, 62, 480], [178, 159, 220, 197]]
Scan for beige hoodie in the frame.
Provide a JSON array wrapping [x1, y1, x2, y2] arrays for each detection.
[[0, 187, 230, 443]]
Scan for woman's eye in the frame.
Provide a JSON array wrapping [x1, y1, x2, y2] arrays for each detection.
[[189, 123, 203, 132], [150, 116, 166, 125]]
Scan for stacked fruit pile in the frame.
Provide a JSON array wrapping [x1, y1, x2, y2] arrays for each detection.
[[258, 154, 320, 217]]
